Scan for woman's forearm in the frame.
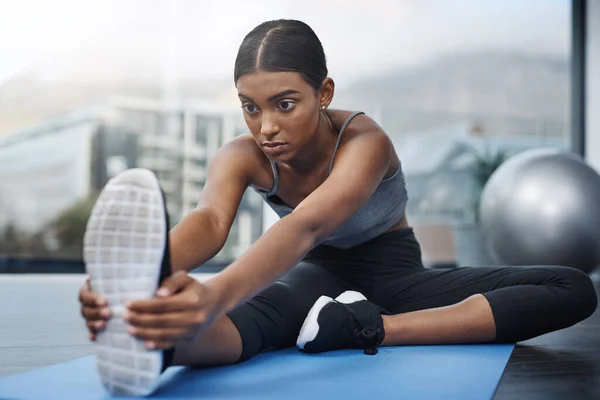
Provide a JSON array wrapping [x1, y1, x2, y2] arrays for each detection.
[[207, 215, 318, 313], [169, 207, 228, 273]]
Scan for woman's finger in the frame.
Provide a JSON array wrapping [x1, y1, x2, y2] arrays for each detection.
[[87, 319, 106, 333], [127, 291, 197, 314], [128, 326, 190, 342], [81, 305, 112, 320], [79, 284, 107, 307], [144, 340, 174, 350], [155, 271, 192, 297], [124, 309, 199, 328]]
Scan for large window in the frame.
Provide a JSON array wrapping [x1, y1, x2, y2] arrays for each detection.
[[0, 1, 572, 270]]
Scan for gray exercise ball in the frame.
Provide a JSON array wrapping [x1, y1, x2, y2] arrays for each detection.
[[480, 148, 600, 273]]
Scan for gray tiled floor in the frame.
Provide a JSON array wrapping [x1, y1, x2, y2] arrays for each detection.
[[0, 278, 95, 376]]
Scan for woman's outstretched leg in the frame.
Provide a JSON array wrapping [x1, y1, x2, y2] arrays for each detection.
[[170, 314, 243, 367], [298, 265, 598, 354], [380, 265, 598, 345]]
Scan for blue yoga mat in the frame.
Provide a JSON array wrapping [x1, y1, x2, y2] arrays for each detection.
[[0, 344, 514, 400]]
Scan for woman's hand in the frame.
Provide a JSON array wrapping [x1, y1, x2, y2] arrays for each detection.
[[124, 271, 223, 350], [79, 278, 111, 341]]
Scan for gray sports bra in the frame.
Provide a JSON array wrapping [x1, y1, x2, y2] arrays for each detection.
[[252, 111, 409, 249]]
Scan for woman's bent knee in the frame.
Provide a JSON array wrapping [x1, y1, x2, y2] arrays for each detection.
[[571, 269, 598, 321], [552, 266, 598, 321]]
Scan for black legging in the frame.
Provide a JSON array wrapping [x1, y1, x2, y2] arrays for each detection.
[[227, 228, 598, 361]]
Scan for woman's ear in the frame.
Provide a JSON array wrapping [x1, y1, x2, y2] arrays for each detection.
[[318, 77, 335, 110]]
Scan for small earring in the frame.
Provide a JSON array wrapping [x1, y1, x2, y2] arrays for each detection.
[[321, 105, 325, 110]]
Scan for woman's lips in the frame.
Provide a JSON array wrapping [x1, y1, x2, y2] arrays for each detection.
[[262, 142, 288, 154]]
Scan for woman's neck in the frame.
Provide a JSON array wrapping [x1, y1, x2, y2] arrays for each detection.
[[283, 110, 338, 175]]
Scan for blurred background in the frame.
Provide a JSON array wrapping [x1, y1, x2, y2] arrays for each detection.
[[0, 0, 575, 272]]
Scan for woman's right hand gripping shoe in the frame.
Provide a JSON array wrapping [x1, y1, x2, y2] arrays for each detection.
[[79, 277, 112, 341]]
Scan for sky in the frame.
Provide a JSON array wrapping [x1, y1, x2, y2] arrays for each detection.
[[0, 0, 571, 88]]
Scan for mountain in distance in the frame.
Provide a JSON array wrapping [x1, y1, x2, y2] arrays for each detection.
[[335, 51, 569, 135]]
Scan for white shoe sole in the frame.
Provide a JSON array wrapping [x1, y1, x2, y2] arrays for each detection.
[[296, 290, 367, 350], [83, 168, 167, 397]]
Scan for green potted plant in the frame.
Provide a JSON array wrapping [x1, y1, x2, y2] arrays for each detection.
[[452, 143, 509, 267], [471, 146, 510, 222]]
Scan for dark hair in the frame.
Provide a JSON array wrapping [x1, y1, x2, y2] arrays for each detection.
[[234, 19, 328, 91]]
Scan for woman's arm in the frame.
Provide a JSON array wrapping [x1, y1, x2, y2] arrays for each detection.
[[208, 115, 393, 312], [168, 136, 258, 273]]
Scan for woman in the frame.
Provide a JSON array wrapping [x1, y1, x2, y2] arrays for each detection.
[[79, 19, 597, 396]]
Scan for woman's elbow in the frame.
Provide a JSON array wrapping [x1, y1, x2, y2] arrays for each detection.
[[282, 212, 332, 250]]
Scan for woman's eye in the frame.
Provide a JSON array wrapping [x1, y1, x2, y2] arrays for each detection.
[[277, 100, 296, 112], [243, 104, 259, 114]]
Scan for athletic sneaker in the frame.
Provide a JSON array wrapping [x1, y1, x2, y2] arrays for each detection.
[[83, 168, 173, 397], [296, 291, 385, 355]]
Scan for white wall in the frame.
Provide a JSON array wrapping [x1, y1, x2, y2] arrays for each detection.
[[586, 0, 600, 172]]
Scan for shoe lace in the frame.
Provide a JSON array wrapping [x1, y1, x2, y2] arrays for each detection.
[[346, 305, 384, 356]]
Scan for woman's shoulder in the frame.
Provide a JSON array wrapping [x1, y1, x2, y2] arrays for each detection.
[[221, 133, 261, 154], [327, 109, 399, 178], [326, 109, 392, 151], [327, 109, 386, 138], [215, 133, 273, 189]]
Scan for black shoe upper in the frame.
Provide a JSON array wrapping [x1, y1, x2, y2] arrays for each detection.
[[302, 299, 385, 355]]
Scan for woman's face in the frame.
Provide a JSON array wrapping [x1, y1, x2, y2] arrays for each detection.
[[236, 71, 332, 162]]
